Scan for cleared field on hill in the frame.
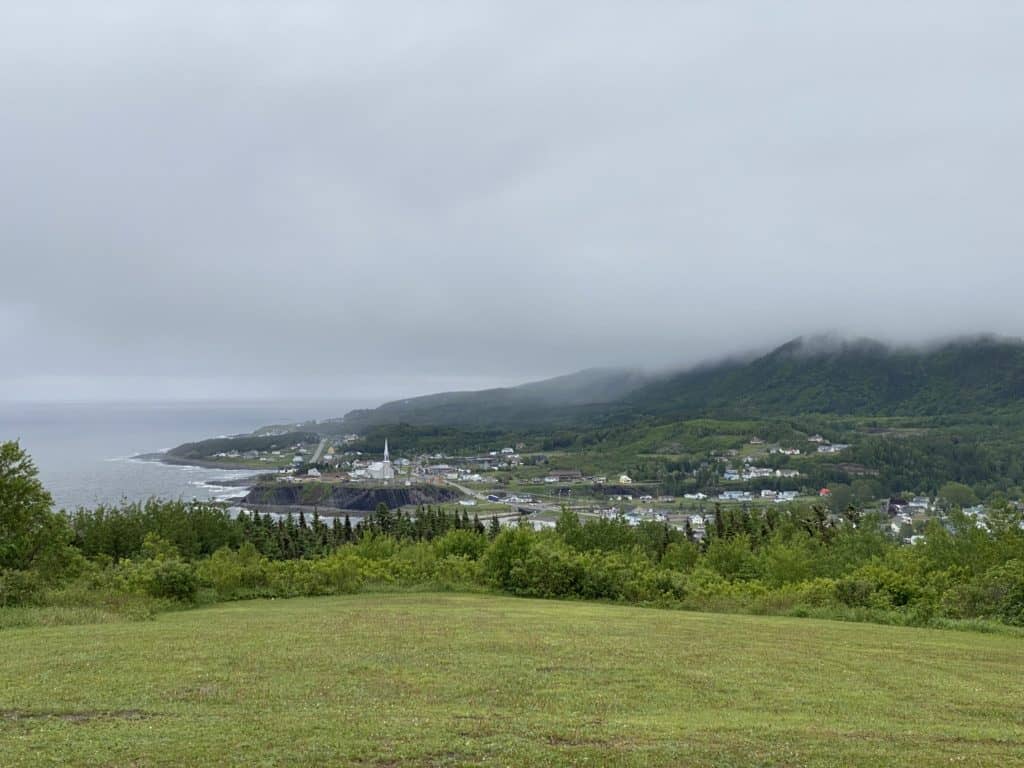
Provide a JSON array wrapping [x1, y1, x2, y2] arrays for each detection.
[[2, 594, 1022, 767]]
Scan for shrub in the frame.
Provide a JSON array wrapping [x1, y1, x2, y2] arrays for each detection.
[[480, 527, 536, 590], [0, 569, 44, 607], [310, 553, 364, 594], [507, 541, 583, 598], [835, 564, 920, 609], [661, 542, 699, 573], [942, 560, 1024, 625], [434, 555, 481, 589], [434, 529, 488, 561], [704, 535, 760, 581], [196, 543, 270, 599], [125, 558, 199, 602]]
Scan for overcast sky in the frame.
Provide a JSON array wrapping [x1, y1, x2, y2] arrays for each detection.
[[2, 1, 1023, 403]]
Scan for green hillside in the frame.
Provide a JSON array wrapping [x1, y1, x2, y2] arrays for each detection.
[[337, 335, 1024, 431], [626, 335, 1024, 418], [337, 367, 651, 431], [3, 593, 1022, 767]]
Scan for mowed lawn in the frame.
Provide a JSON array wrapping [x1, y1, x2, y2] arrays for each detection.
[[2, 595, 1023, 767]]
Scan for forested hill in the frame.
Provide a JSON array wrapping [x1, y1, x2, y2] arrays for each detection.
[[336, 367, 652, 431], [338, 335, 1024, 430], [623, 335, 1024, 418]]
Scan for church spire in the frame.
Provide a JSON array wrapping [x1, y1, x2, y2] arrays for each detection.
[[384, 439, 389, 462]]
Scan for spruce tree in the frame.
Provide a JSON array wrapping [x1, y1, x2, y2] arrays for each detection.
[[714, 504, 726, 538]]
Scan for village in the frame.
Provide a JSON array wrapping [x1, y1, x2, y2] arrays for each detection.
[[202, 430, 1007, 548]]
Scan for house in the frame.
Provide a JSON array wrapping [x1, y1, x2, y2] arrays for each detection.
[[683, 492, 707, 500], [819, 488, 832, 497], [618, 474, 633, 485], [723, 470, 741, 481], [750, 437, 765, 445], [909, 496, 931, 510], [546, 469, 583, 482], [818, 443, 851, 454], [720, 490, 751, 501], [775, 491, 799, 503], [307, 468, 321, 478], [886, 497, 909, 515], [423, 464, 454, 476], [458, 499, 477, 506], [761, 490, 778, 499], [808, 434, 827, 443], [771, 447, 802, 456], [501, 447, 515, 455]]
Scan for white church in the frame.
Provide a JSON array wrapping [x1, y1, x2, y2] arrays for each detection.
[[365, 439, 395, 482]]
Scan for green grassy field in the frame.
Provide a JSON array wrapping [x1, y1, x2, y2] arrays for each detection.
[[2, 594, 1022, 767]]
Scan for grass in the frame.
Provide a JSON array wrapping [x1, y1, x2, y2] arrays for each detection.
[[2, 593, 1023, 767]]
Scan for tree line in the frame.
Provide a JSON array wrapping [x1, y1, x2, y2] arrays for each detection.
[[2, 440, 1023, 629]]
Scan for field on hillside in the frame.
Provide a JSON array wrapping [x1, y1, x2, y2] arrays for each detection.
[[2, 594, 1023, 767]]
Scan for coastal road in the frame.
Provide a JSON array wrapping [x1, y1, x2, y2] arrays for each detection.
[[444, 479, 561, 519], [310, 438, 328, 464]]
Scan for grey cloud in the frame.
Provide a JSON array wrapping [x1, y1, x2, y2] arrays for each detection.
[[2, 1, 1024, 401]]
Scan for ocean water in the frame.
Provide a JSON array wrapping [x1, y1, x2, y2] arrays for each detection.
[[0, 400, 371, 511]]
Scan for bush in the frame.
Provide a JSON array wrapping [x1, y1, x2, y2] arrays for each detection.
[[704, 535, 760, 581], [196, 544, 270, 599], [310, 553, 364, 594], [942, 560, 1024, 625], [507, 541, 583, 598], [433, 555, 481, 589], [0, 569, 44, 607], [125, 558, 199, 602], [434, 529, 488, 561], [480, 527, 536, 590], [835, 564, 919, 609], [661, 542, 699, 573]]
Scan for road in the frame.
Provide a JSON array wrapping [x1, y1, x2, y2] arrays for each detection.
[[310, 438, 329, 464], [444, 479, 562, 518]]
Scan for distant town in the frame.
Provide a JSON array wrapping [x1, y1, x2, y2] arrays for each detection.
[[192, 428, 1012, 548]]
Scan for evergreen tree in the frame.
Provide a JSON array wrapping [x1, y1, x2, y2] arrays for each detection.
[[714, 504, 726, 539]]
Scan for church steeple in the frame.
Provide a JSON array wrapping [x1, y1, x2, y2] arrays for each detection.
[[384, 439, 389, 462]]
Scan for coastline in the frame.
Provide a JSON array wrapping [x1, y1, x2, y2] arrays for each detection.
[[134, 452, 275, 472]]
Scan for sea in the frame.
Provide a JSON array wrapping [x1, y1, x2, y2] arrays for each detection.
[[0, 400, 372, 511]]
